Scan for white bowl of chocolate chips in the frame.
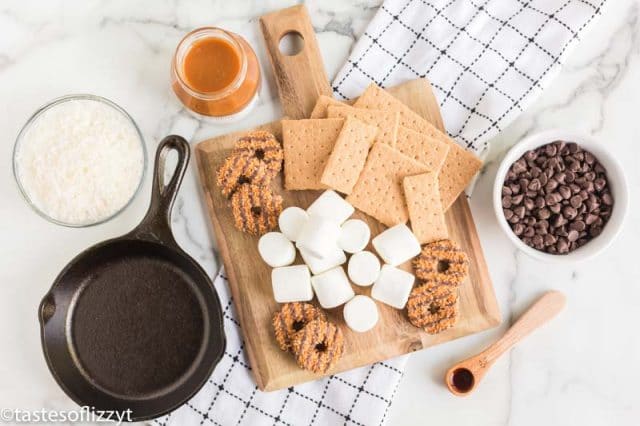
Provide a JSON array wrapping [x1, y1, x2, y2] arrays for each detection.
[[494, 129, 628, 262]]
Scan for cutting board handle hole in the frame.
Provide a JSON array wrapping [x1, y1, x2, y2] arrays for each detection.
[[279, 31, 305, 56]]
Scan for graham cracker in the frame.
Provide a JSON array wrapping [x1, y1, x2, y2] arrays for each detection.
[[320, 116, 378, 194], [395, 126, 450, 173], [309, 95, 346, 119], [403, 173, 448, 244], [282, 118, 344, 190], [326, 105, 399, 148], [347, 143, 429, 227], [354, 83, 482, 210]]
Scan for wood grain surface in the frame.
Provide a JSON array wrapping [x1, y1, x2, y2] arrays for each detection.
[[260, 5, 332, 119], [195, 80, 501, 391]]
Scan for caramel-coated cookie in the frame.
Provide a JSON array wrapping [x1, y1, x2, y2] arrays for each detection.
[[406, 284, 459, 334], [412, 239, 469, 286], [291, 319, 344, 374], [232, 130, 283, 173], [216, 153, 275, 198], [272, 303, 326, 352], [231, 184, 282, 235]]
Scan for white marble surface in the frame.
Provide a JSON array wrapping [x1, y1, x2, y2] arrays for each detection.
[[1, 0, 639, 425]]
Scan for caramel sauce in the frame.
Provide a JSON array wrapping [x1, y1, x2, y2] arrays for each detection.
[[182, 37, 241, 93]]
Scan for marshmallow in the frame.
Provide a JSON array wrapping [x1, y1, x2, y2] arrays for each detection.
[[307, 190, 355, 224], [371, 265, 415, 309], [296, 215, 340, 258], [343, 295, 379, 332], [311, 266, 355, 309], [338, 219, 371, 253], [299, 245, 346, 275], [278, 206, 309, 242], [372, 224, 421, 266], [271, 265, 313, 303], [258, 232, 296, 267], [347, 251, 381, 286]]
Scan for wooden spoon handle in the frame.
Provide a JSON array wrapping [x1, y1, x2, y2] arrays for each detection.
[[481, 290, 566, 363]]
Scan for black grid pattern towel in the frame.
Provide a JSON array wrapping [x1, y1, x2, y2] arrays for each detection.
[[333, 0, 606, 155], [154, 270, 406, 426]]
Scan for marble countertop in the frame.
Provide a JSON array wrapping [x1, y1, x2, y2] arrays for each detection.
[[1, 0, 638, 425]]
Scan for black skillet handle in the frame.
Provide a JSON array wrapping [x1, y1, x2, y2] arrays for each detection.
[[132, 135, 190, 244]]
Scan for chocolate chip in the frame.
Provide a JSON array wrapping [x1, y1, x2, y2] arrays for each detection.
[[514, 223, 525, 236], [594, 177, 606, 191], [524, 226, 535, 237], [545, 193, 559, 206], [514, 206, 526, 219], [502, 186, 512, 196], [543, 234, 556, 246], [537, 208, 551, 220], [558, 185, 571, 199], [512, 159, 527, 174], [562, 206, 578, 220], [569, 195, 582, 208], [550, 214, 565, 227], [567, 230, 579, 242], [524, 198, 535, 210], [528, 179, 541, 191], [584, 152, 595, 164], [556, 238, 569, 254], [602, 192, 613, 206], [545, 180, 558, 193], [539, 173, 548, 186], [502, 196, 512, 208], [549, 203, 562, 214], [531, 167, 542, 178], [569, 221, 586, 232], [511, 194, 524, 205], [504, 209, 514, 220], [585, 214, 598, 225], [586, 198, 599, 212]]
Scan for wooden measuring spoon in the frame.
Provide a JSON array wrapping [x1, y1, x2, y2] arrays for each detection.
[[445, 290, 566, 396]]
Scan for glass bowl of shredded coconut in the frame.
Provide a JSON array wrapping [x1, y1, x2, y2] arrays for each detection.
[[13, 94, 146, 227]]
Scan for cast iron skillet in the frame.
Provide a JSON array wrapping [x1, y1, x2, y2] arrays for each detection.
[[39, 135, 226, 421]]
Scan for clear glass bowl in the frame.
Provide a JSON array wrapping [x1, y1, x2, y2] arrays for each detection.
[[13, 94, 147, 227]]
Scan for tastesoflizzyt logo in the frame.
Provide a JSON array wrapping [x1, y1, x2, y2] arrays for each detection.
[[0, 406, 132, 424]]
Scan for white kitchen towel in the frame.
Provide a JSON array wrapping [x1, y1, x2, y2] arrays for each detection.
[[156, 1, 606, 425], [154, 269, 406, 426], [333, 0, 606, 156]]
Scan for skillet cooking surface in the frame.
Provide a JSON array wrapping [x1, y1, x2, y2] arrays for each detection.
[[70, 240, 206, 398]]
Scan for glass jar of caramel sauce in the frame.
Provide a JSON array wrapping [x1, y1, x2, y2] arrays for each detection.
[[171, 27, 261, 118]]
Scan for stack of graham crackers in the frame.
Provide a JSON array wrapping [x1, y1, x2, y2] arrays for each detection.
[[281, 83, 482, 244]]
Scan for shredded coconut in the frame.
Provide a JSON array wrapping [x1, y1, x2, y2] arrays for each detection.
[[15, 98, 144, 225]]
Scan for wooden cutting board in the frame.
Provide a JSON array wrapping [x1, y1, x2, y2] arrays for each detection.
[[195, 5, 500, 391]]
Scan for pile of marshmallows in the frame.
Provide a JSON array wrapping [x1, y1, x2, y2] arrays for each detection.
[[258, 190, 421, 333]]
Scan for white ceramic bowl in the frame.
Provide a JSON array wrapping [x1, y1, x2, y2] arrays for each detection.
[[493, 129, 628, 263]]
